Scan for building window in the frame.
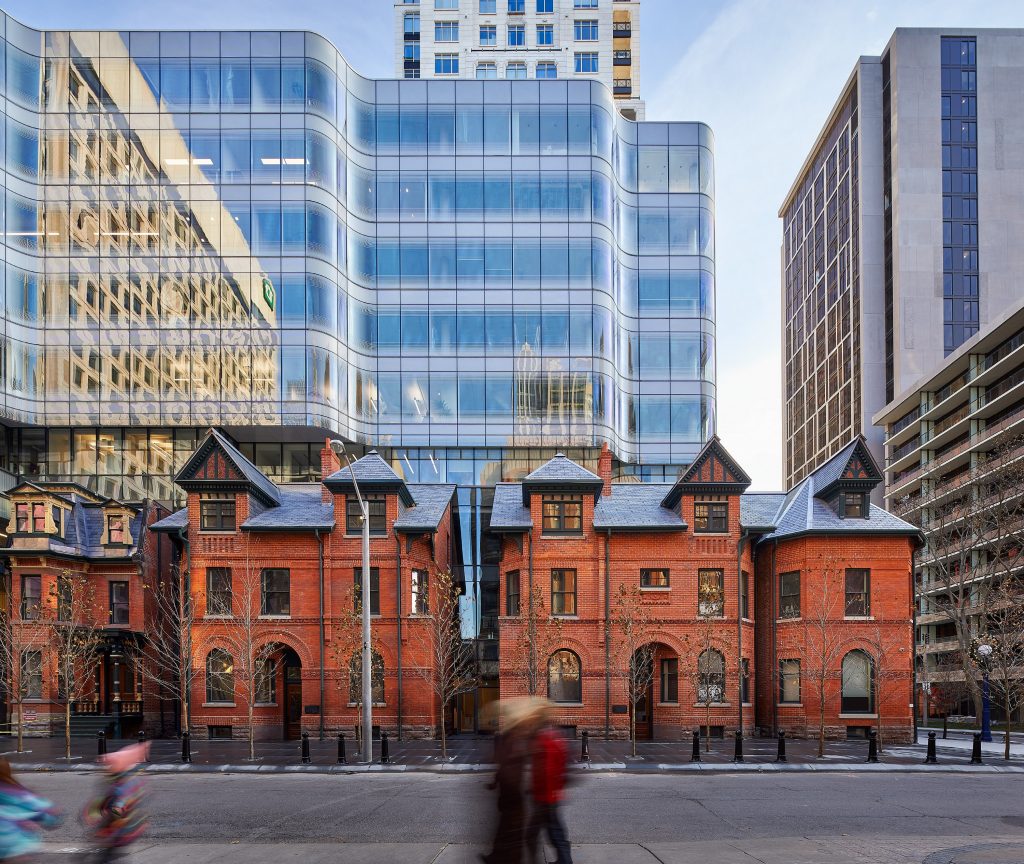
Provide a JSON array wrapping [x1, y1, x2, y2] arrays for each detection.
[[256, 657, 276, 704], [536, 0, 553, 10], [404, 43, 421, 63], [107, 515, 126, 544], [480, 0, 495, 11], [845, 569, 870, 617], [694, 501, 728, 533], [506, 62, 527, 79], [574, 19, 598, 41], [843, 492, 866, 518], [411, 569, 429, 615], [435, 21, 459, 42], [574, 52, 599, 73], [551, 569, 577, 615], [841, 650, 875, 714], [740, 658, 750, 703], [640, 568, 669, 589], [208, 725, 233, 740], [52, 506, 62, 537], [660, 658, 678, 703], [779, 571, 800, 619], [346, 494, 386, 535], [15, 503, 28, 533], [206, 648, 234, 703], [476, 62, 497, 79], [404, 13, 420, 36], [199, 498, 235, 532], [355, 567, 381, 616], [536, 24, 554, 45], [506, 570, 521, 616], [32, 503, 45, 533], [741, 571, 750, 619], [779, 659, 801, 703], [20, 575, 41, 620], [547, 650, 581, 702], [207, 568, 232, 616], [435, 53, 459, 74], [573, 0, 598, 6], [697, 569, 724, 617], [21, 650, 42, 700], [541, 494, 583, 534], [508, 0, 524, 11], [480, 24, 496, 46], [435, 0, 459, 7], [698, 649, 725, 703], [260, 568, 290, 616], [109, 581, 130, 625], [348, 649, 385, 704], [508, 24, 525, 47], [536, 62, 557, 79]]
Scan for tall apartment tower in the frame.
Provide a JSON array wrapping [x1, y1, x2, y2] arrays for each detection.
[[394, 0, 644, 119], [780, 28, 1024, 490]]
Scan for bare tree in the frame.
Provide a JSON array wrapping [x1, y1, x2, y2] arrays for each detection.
[[331, 585, 384, 743], [0, 571, 52, 753], [512, 584, 563, 697], [977, 578, 1024, 760], [411, 569, 475, 759], [611, 584, 657, 757], [803, 555, 845, 758], [680, 578, 724, 752], [50, 571, 105, 760]]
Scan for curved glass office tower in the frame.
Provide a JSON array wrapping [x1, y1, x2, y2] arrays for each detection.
[[0, 11, 716, 500]]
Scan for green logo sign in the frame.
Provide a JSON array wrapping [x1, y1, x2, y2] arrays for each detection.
[[262, 277, 275, 311]]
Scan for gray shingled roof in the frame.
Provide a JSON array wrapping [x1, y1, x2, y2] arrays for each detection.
[[152, 507, 188, 532], [524, 454, 602, 485], [739, 493, 785, 531], [323, 450, 415, 505], [593, 484, 685, 531], [809, 437, 882, 498], [394, 484, 456, 532], [241, 485, 334, 531], [489, 483, 533, 532], [10, 498, 146, 560]]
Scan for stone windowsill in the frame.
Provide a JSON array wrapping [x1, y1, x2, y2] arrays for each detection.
[[203, 702, 236, 708]]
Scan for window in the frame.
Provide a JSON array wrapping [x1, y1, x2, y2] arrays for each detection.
[[20, 575, 41, 620], [355, 567, 381, 616], [741, 571, 750, 619], [107, 515, 126, 544], [574, 0, 598, 6], [21, 650, 42, 700], [57, 576, 72, 623], [435, 21, 459, 42], [740, 658, 750, 703], [697, 649, 725, 703], [346, 494, 386, 535], [779, 659, 801, 703], [15, 503, 28, 533], [660, 658, 678, 703], [32, 503, 45, 532], [404, 43, 420, 62], [207, 568, 232, 616], [476, 62, 497, 79], [841, 650, 875, 713], [404, 13, 420, 35], [697, 569, 724, 617], [206, 648, 234, 703], [256, 657, 276, 704], [536, 0, 553, 10], [480, 0, 496, 10], [260, 568, 290, 616], [694, 501, 728, 533], [536, 24, 554, 45], [348, 649, 385, 704], [435, 0, 458, 7], [574, 19, 598, 41], [547, 650, 581, 702], [411, 569, 429, 615], [480, 24, 496, 46], [109, 581, 129, 625], [200, 498, 235, 532], [843, 492, 867, 518], [52, 506, 62, 537], [541, 494, 583, 534], [551, 569, 577, 615], [508, 0, 524, 11], [574, 52, 598, 73], [536, 62, 557, 79], [508, 24, 525, 46], [640, 568, 669, 588], [845, 569, 870, 617], [506, 62, 527, 79], [435, 54, 459, 74], [506, 570, 521, 616], [779, 571, 800, 619], [208, 725, 233, 739]]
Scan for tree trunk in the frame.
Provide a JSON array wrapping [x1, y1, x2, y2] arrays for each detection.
[[942, 714, 948, 739], [630, 701, 636, 757], [65, 702, 72, 760], [1005, 723, 1011, 761], [817, 683, 826, 758], [440, 699, 447, 759], [17, 705, 23, 754], [705, 704, 711, 753], [248, 704, 255, 760]]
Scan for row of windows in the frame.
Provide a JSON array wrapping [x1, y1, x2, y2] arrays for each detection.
[[18, 575, 129, 625], [473, 21, 596, 46], [435, 52, 599, 75], [404, 1, 599, 9], [778, 568, 872, 619], [475, 61, 558, 80]]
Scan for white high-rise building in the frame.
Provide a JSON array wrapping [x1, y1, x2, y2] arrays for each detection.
[[394, 0, 644, 119]]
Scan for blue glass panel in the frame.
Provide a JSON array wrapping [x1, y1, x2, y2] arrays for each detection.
[[402, 309, 429, 350]]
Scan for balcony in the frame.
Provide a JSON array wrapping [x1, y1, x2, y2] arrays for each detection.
[[613, 22, 632, 36], [614, 50, 632, 65], [613, 78, 632, 95]]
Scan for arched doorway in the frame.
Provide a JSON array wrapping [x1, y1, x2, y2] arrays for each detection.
[[632, 643, 678, 741], [279, 647, 302, 740]]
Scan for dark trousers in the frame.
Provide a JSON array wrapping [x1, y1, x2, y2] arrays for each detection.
[[528, 802, 572, 864]]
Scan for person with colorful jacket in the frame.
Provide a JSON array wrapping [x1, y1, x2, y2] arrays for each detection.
[[0, 758, 62, 861], [82, 742, 149, 863], [527, 704, 573, 864]]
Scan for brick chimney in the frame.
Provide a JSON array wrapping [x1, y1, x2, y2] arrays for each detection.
[[320, 437, 342, 503], [598, 442, 613, 496]]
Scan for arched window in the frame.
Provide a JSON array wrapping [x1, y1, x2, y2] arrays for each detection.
[[206, 649, 234, 703], [697, 649, 725, 704], [547, 650, 581, 703], [841, 650, 875, 714], [348, 649, 385, 704]]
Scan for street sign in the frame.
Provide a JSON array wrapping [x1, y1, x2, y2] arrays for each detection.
[[23, 711, 37, 721]]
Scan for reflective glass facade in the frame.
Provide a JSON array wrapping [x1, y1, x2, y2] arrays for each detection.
[[0, 13, 716, 498]]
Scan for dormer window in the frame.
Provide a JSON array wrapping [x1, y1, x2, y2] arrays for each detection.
[[52, 506, 62, 537], [694, 500, 728, 533], [346, 494, 387, 536], [200, 497, 236, 532], [15, 504, 28, 533], [541, 495, 583, 535], [841, 492, 868, 519], [32, 503, 45, 533], [107, 515, 126, 545]]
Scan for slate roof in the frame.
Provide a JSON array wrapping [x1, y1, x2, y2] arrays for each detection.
[[739, 493, 786, 531], [8, 499, 147, 560], [523, 454, 602, 485], [489, 483, 533, 532], [241, 485, 334, 531], [394, 484, 457, 532], [593, 484, 685, 531], [151, 507, 188, 533], [323, 450, 415, 506]]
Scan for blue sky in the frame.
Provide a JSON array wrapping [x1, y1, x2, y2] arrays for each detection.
[[12, 0, 1023, 488]]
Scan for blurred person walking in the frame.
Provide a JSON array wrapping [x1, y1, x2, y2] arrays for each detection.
[[0, 759, 62, 861], [81, 742, 149, 864], [527, 702, 573, 864]]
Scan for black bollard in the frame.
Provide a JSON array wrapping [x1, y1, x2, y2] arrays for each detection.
[[301, 731, 311, 764], [691, 729, 701, 762], [381, 731, 390, 765], [867, 730, 879, 763], [924, 731, 938, 764], [970, 732, 983, 765], [580, 730, 590, 762], [97, 730, 107, 757], [338, 732, 346, 764], [776, 730, 787, 763], [181, 731, 191, 764], [733, 730, 744, 763], [138, 729, 146, 745]]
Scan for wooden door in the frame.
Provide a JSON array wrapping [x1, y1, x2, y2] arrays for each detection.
[[284, 667, 302, 740], [633, 682, 653, 740]]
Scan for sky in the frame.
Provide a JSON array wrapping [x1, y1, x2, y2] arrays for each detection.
[[10, 0, 1023, 489]]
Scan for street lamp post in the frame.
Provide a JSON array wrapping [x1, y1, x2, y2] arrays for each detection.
[[975, 639, 994, 743], [330, 440, 373, 763]]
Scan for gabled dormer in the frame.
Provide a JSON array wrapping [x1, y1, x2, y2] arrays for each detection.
[[810, 437, 882, 520], [5, 481, 93, 540], [323, 450, 414, 538], [661, 437, 751, 534], [521, 454, 603, 536]]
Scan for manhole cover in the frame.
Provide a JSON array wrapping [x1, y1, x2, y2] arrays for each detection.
[[924, 844, 1024, 864]]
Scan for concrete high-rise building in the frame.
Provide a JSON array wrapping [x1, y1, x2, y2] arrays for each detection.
[[779, 28, 1024, 491], [393, 0, 644, 119]]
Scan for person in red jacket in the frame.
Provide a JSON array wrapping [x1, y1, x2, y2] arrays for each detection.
[[527, 702, 573, 864]]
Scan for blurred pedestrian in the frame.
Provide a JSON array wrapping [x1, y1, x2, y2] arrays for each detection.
[[81, 742, 149, 864], [527, 703, 573, 864], [0, 759, 62, 861]]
